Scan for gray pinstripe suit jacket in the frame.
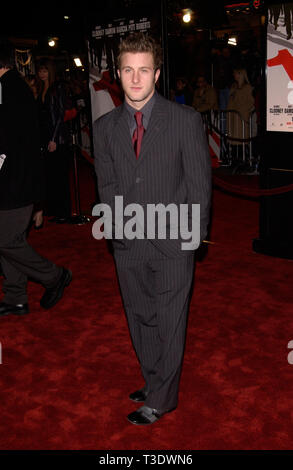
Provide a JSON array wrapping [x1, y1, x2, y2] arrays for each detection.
[[93, 92, 212, 259]]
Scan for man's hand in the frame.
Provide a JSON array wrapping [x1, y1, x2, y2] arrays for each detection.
[[33, 210, 44, 229], [48, 141, 57, 152]]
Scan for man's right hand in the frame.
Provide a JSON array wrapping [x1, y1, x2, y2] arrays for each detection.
[[48, 141, 57, 152]]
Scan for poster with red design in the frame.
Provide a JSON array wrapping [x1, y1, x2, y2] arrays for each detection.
[[267, 3, 293, 131], [88, 18, 152, 124]]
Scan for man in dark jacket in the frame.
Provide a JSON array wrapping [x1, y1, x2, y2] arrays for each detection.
[[93, 33, 211, 425], [0, 40, 72, 316]]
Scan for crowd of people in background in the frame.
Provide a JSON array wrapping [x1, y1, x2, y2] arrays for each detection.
[[170, 43, 259, 165], [171, 52, 256, 128]]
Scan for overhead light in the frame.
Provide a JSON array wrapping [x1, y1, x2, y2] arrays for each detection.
[[74, 57, 83, 67], [64, 15, 70, 20], [183, 12, 191, 23], [228, 36, 237, 46], [182, 9, 192, 23], [48, 37, 58, 47]]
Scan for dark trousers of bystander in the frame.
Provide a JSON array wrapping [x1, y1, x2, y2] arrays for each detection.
[[0, 205, 62, 304]]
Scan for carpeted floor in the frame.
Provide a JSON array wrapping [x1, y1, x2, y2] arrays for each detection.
[[1, 163, 293, 450]]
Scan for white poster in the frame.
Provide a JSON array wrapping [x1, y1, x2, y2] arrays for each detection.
[[267, 3, 293, 131]]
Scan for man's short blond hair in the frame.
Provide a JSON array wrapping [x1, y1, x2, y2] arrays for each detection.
[[117, 32, 163, 71]]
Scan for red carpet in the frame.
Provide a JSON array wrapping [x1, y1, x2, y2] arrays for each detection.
[[1, 165, 293, 450]]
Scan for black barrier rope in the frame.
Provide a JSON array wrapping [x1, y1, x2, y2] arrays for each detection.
[[201, 109, 260, 143], [213, 175, 293, 197], [206, 120, 260, 143]]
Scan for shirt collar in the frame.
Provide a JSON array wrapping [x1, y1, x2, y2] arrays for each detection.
[[124, 90, 156, 131]]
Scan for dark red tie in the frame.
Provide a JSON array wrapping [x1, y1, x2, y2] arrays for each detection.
[[132, 111, 144, 158]]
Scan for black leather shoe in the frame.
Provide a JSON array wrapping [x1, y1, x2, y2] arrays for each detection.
[[54, 217, 69, 224], [129, 388, 148, 402], [49, 216, 71, 224], [127, 405, 175, 425], [0, 302, 29, 316], [40, 268, 72, 309]]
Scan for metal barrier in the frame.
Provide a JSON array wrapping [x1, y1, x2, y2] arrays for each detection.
[[201, 109, 258, 172]]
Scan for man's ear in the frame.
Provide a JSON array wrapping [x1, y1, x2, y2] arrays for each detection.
[[117, 69, 121, 79], [154, 68, 160, 84]]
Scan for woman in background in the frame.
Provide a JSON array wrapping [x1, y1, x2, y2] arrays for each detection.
[[36, 58, 72, 223], [227, 67, 255, 161]]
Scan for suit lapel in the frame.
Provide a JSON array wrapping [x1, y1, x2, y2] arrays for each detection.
[[136, 93, 168, 167], [114, 104, 137, 168]]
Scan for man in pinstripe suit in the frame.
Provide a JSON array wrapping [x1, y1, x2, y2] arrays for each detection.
[[93, 33, 212, 425]]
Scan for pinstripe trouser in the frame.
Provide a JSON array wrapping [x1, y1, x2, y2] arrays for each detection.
[[114, 249, 195, 411]]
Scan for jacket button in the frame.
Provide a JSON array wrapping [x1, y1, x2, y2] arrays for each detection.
[[136, 177, 141, 183]]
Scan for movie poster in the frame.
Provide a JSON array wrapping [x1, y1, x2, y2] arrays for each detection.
[[267, 3, 293, 132]]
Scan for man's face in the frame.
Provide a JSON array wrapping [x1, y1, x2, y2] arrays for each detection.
[[176, 79, 185, 91], [197, 77, 207, 89], [118, 52, 160, 109]]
